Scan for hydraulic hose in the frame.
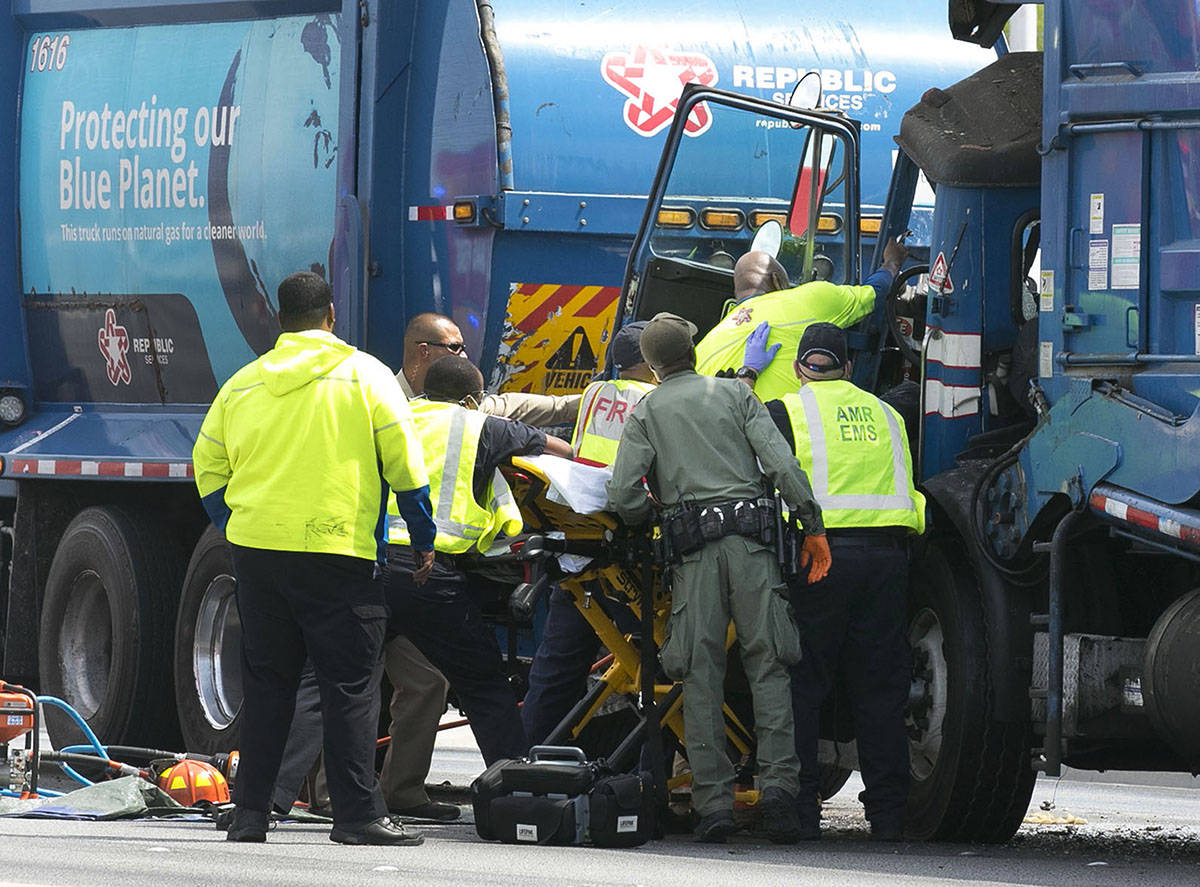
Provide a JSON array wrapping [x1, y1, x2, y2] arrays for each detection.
[[36, 696, 106, 757], [476, 0, 514, 190]]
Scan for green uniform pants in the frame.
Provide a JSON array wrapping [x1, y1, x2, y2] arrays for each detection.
[[660, 534, 802, 816]]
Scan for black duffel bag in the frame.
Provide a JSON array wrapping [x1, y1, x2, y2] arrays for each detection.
[[588, 771, 652, 847]]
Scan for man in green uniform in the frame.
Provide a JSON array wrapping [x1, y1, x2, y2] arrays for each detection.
[[606, 312, 832, 844]]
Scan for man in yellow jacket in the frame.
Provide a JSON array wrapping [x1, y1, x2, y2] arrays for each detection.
[[694, 237, 908, 402], [193, 271, 435, 846]]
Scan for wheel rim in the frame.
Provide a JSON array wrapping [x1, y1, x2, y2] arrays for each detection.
[[57, 570, 113, 719], [193, 573, 243, 731], [907, 606, 948, 781]]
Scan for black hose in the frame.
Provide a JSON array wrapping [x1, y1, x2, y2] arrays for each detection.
[[476, 0, 513, 190]]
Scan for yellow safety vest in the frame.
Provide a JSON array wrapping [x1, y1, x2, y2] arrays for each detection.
[[694, 281, 876, 402], [570, 379, 655, 467], [388, 400, 523, 554], [781, 380, 925, 533]]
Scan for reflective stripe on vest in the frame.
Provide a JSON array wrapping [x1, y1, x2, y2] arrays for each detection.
[[571, 379, 654, 467], [783, 382, 923, 531], [389, 401, 523, 553]]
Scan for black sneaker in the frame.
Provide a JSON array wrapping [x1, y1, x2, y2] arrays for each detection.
[[389, 801, 461, 822], [758, 787, 803, 844], [694, 809, 737, 843], [225, 808, 269, 843], [330, 816, 425, 846]]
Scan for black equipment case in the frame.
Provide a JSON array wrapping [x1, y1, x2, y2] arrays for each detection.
[[472, 746, 651, 847]]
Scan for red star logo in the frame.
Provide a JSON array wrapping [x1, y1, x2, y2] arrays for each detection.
[[601, 46, 719, 138], [731, 307, 754, 326], [98, 308, 131, 386]]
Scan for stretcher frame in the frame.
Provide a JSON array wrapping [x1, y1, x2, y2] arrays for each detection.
[[501, 457, 761, 805]]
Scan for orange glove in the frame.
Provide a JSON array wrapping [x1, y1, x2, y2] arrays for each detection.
[[800, 533, 831, 584]]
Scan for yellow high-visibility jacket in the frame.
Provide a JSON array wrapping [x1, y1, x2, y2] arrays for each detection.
[[695, 281, 875, 402], [194, 329, 428, 560], [388, 400, 523, 555], [570, 378, 655, 467], [780, 379, 925, 534]]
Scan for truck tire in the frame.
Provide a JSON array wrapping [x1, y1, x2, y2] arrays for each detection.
[[174, 526, 243, 754], [904, 537, 1034, 843], [38, 506, 183, 749]]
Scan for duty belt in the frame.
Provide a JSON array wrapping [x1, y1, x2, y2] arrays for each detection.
[[657, 497, 777, 565]]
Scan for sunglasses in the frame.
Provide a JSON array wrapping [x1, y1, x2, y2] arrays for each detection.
[[459, 389, 487, 408], [418, 340, 467, 355]]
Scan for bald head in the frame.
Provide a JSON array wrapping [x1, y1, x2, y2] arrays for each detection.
[[402, 312, 466, 395], [734, 251, 789, 302]]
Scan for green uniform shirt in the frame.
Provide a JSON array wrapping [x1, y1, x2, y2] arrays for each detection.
[[606, 369, 824, 534]]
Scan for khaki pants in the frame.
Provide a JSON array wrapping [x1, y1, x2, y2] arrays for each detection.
[[660, 535, 802, 817], [378, 635, 450, 810]]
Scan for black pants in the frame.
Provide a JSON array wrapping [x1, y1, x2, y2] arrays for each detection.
[[788, 535, 912, 826], [384, 545, 527, 765], [230, 545, 387, 828], [272, 663, 324, 814], [521, 583, 637, 748]]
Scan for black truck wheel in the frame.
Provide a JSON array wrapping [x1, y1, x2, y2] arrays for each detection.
[[904, 537, 1034, 843], [38, 506, 183, 749], [174, 525, 243, 754]]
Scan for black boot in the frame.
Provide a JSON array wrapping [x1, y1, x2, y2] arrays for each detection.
[[226, 807, 269, 843], [758, 787, 803, 844], [693, 809, 736, 843]]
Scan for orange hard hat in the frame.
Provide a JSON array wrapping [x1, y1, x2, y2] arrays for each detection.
[[157, 759, 231, 806]]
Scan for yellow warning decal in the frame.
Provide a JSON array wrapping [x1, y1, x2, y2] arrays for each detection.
[[494, 283, 622, 396]]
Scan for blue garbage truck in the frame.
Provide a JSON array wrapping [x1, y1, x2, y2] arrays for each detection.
[[878, 0, 1200, 842], [619, 0, 1200, 843], [0, 0, 991, 765]]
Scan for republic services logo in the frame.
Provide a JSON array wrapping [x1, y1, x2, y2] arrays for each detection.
[[601, 46, 719, 138], [98, 308, 132, 386]]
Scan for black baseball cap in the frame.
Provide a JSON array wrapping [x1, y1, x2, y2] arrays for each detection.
[[609, 321, 648, 370], [796, 322, 848, 372]]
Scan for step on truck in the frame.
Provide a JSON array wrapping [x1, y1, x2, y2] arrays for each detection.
[[0, 1, 990, 757]]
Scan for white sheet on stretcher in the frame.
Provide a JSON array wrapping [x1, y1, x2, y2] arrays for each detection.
[[521, 453, 613, 515], [517, 454, 613, 574]]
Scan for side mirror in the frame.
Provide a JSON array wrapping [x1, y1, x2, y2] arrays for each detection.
[[788, 72, 823, 112], [750, 219, 783, 258]]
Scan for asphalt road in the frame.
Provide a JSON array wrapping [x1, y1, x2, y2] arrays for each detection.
[[3, 721, 1199, 887]]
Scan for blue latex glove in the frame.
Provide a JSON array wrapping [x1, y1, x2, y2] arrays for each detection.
[[742, 321, 781, 373]]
